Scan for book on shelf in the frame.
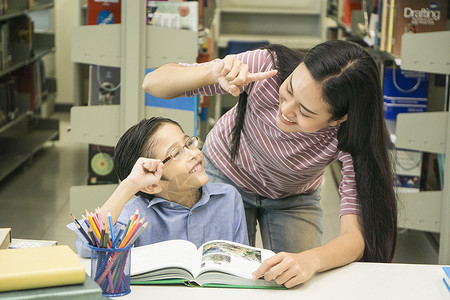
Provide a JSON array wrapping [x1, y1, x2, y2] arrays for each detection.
[[0, 21, 11, 70], [130, 239, 285, 289], [391, 0, 448, 56], [0, 77, 18, 125], [87, 0, 121, 25], [146, 1, 199, 32], [0, 245, 86, 292], [0, 228, 11, 249], [378, 0, 448, 55], [0, 274, 103, 300]]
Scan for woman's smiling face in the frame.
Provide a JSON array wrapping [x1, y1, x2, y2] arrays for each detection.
[[276, 63, 345, 133]]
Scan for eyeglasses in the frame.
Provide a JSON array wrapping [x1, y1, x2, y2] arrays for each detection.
[[162, 136, 199, 164]]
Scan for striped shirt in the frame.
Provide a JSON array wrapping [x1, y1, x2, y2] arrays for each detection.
[[181, 49, 359, 216]]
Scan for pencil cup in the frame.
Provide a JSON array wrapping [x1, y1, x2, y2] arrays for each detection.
[[89, 244, 133, 297]]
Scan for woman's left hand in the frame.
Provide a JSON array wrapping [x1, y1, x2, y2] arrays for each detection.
[[252, 251, 319, 288]]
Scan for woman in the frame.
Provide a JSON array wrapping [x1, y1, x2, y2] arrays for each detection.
[[142, 40, 397, 288]]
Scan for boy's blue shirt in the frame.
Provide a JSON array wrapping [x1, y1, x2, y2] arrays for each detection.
[[72, 182, 249, 257]]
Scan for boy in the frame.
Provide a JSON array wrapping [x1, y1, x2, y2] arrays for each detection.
[[73, 117, 248, 257]]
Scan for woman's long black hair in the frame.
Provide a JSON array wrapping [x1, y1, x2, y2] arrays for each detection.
[[230, 40, 397, 262]]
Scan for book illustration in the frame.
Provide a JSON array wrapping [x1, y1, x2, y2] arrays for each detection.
[[202, 241, 262, 263], [202, 253, 231, 267]]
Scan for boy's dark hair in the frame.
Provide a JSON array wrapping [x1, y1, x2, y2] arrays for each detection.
[[113, 117, 182, 199]]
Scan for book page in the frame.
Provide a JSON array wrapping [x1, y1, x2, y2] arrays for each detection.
[[193, 240, 275, 279], [130, 240, 198, 277]]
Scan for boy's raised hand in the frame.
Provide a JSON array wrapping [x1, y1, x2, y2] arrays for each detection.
[[127, 157, 164, 194], [213, 55, 278, 97]]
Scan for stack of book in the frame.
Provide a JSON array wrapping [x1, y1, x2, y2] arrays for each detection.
[[0, 245, 102, 299]]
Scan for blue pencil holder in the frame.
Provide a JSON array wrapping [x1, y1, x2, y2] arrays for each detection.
[[88, 244, 133, 297]]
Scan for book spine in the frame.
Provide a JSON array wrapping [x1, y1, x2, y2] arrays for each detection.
[[380, 0, 389, 51], [386, 0, 396, 53]]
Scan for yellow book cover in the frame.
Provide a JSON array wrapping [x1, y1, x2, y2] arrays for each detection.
[[0, 245, 86, 292]]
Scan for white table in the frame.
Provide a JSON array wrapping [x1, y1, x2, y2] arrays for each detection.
[[79, 258, 449, 299]]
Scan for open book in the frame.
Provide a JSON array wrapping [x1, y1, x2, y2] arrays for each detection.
[[130, 240, 285, 289]]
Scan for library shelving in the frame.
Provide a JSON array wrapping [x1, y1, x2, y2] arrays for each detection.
[[69, 0, 198, 208], [214, 0, 327, 50], [0, 0, 58, 182], [395, 31, 450, 264]]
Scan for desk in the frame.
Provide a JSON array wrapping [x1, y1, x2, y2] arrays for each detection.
[[79, 258, 449, 299]]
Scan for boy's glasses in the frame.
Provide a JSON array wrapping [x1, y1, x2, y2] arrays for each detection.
[[162, 136, 199, 164]]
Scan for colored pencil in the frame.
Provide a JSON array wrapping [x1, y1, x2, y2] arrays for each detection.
[[91, 211, 102, 234], [71, 213, 93, 245], [125, 221, 148, 247], [100, 225, 106, 248], [88, 227, 100, 247], [162, 155, 172, 164], [74, 220, 93, 245], [120, 217, 144, 248], [112, 225, 125, 248], [103, 228, 110, 248], [131, 208, 139, 227], [108, 210, 115, 245], [96, 207, 103, 229], [86, 209, 101, 239], [122, 215, 133, 240]]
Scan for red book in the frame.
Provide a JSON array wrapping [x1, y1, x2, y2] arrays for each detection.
[[87, 0, 121, 25], [392, 0, 447, 56]]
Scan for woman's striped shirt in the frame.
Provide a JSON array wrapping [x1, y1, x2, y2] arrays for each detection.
[[180, 49, 359, 216]]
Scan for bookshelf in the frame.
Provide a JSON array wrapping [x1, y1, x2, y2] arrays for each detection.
[[214, 0, 327, 50], [0, 0, 58, 182], [395, 31, 450, 264], [69, 0, 198, 205]]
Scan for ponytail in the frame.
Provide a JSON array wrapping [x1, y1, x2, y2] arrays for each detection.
[[230, 44, 304, 162]]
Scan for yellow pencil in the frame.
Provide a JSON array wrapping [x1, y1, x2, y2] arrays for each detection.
[[86, 209, 101, 239]]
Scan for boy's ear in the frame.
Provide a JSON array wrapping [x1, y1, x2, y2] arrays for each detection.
[[141, 179, 169, 195], [141, 184, 163, 195]]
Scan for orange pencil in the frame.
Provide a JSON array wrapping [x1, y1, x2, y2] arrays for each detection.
[[125, 221, 148, 247], [120, 217, 144, 248], [120, 220, 138, 248]]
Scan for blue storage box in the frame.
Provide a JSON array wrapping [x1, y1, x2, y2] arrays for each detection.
[[383, 67, 429, 120]]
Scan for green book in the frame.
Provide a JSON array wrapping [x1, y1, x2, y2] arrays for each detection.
[[130, 240, 286, 289], [0, 275, 103, 300]]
